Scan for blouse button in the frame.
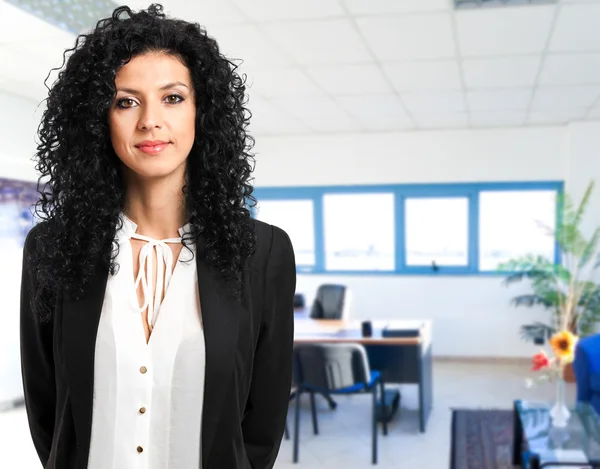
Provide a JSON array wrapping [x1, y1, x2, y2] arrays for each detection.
[[139, 407, 147, 414], [137, 446, 144, 453], [139, 366, 147, 374]]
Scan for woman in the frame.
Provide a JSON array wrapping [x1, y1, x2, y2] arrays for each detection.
[[20, 4, 296, 469]]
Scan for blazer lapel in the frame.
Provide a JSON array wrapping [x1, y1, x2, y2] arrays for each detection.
[[197, 253, 241, 468], [62, 263, 108, 469]]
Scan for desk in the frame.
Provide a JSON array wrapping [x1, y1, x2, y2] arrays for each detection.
[[293, 315, 433, 432]]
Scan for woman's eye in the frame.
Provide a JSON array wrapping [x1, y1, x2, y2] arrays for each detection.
[[165, 95, 183, 105], [117, 98, 137, 109]]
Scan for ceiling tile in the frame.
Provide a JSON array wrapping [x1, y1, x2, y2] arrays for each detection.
[[549, 4, 600, 52], [247, 68, 323, 98], [232, 0, 344, 21], [532, 86, 600, 110], [343, 0, 450, 14], [262, 19, 372, 65], [400, 90, 466, 113], [467, 89, 532, 111], [463, 57, 541, 88], [161, 0, 246, 26], [455, 5, 556, 57], [413, 112, 469, 129], [305, 64, 392, 95], [356, 13, 455, 61], [207, 24, 292, 67], [539, 54, 600, 85], [470, 111, 526, 127], [586, 104, 600, 119], [248, 95, 311, 135], [270, 96, 362, 133], [383, 61, 462, 91], [0, 1, 75, 44], [336, 94, 413, 130], [528, 109, 587, 125]]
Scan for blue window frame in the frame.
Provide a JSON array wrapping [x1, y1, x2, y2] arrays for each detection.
[[252, 181, 563, 275]]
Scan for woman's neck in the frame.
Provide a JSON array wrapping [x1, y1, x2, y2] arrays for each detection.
[[122, 172, 187, 239]]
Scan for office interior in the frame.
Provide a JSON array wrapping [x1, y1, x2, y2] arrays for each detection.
[[2, 0, 600, 468]]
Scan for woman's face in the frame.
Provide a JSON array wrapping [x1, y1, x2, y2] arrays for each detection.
[[108, 51, 196, 182]]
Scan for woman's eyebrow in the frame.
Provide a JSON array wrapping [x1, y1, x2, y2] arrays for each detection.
[[116, 82, 190, 94]]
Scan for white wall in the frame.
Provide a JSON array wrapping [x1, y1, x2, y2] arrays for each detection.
[[0, 91, 41, 404], [252, 126, 594, 358], [252, 127, 567, 187], [566, 122, 600, 240], [0, 91, 43, 181]]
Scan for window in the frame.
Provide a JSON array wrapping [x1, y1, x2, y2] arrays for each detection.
[[405, 197, 469, 268], [479, 190, 557, 271], [253, 181, 562, 275], [323, 193, 395, 271], [254, 199, 316, 267]]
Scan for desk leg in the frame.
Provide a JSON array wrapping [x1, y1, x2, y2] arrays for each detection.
[[512, 400, 523, 467], [418, 343, 433, 433]]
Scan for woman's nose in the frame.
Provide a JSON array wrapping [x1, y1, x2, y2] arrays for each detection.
[[138, 104, 164, 130]]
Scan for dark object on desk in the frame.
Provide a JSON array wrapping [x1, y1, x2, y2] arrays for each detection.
[[450, 409, 513, 469], [362, 320, 373, 338], [292, 343, 388, 465], [293, 293, 305, 309], [310, 284, 348, 320], [382, 326, 420, 338]]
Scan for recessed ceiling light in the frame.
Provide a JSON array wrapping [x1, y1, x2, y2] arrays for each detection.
[[455, 0, 556, 9]]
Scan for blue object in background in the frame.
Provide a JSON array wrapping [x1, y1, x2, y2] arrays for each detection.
[[573, 333, 600, 416], [0, 178, 37, 247]]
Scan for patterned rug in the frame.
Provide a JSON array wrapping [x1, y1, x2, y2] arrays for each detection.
[[450, 409, 516, 469]]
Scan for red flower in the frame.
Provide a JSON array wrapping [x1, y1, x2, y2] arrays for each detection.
[[532, 351, 550, 371]]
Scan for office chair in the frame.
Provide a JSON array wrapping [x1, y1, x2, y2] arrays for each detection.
[[309, 284, 352, 320], [285, 360, 319, 440], [308, 284, 352, 409], [291, 343, 387, 465]]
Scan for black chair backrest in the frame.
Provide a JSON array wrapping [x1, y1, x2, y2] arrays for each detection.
[[293, 293, 305, 309], [293, 343, 370, 392], [310, 284, 347, 319]]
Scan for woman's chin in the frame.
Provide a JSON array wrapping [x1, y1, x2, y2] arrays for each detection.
[[125, 160, 187, 181]]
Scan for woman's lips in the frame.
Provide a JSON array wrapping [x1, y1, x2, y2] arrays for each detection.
[[136, 143, 170, 154]]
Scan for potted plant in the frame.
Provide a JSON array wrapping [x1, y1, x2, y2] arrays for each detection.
[[499, 180, 600, 382]]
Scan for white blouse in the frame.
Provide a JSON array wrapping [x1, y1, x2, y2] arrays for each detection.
[[88, 214, 206, 469]]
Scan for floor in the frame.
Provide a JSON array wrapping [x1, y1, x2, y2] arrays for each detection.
[[0, 360, 575, 469]]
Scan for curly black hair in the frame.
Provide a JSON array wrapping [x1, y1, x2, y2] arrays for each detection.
[[31, 3, 256, 320]]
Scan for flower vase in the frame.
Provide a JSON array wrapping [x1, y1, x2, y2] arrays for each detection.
[[549, 378, 571, 428]]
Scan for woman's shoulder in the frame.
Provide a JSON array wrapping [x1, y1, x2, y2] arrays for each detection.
[[23, 221, 50, 254], [248, 218, 293, 271]]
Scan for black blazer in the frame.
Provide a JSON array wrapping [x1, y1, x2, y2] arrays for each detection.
[[19, 219, 296, 469]]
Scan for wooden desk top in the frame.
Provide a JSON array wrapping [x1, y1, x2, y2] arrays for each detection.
[[293, 317, 427, 345]]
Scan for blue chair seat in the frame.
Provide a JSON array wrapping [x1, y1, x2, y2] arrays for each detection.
[[304, 370, 381, 395]]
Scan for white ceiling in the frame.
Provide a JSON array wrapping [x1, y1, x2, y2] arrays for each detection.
[[2, 0, 600, 134]]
